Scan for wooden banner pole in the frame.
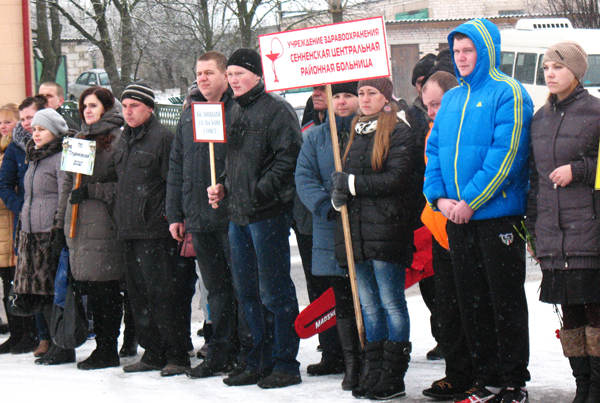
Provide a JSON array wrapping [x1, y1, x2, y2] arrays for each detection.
[[325, 84, 365, 348], [69, 173, 82, 238], [209, 142, 218, 209]]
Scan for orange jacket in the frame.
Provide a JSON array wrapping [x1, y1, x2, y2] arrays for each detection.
[[421, 123, 449, 250]]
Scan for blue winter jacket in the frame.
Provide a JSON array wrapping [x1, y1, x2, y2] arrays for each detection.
[[423, 19, 533, 220], [295, 115, 353, 277]]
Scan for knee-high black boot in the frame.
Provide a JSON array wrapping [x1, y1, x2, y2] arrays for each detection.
[[586, 326, 600, 403], [560, 327, 589, 403], [337, 318, 361, 391]]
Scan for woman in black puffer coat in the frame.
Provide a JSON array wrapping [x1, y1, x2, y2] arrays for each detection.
[[331, 78, 421, 400], [527, 41, 600, 403]]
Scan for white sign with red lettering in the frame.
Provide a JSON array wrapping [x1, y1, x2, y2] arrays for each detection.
[[258, 17, 390, 92]]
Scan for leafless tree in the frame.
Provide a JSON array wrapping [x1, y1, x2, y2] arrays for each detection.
[[529, 0, 600, 28], [50, 0, 141, 97], [34, 0, 63, 84]]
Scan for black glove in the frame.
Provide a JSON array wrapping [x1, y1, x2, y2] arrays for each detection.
[[51, 227, 67, 255], [69, 185, 89, 205], [332, 188, 349, 209], [327, 207, 339, 221], [331, 171, 350, 193]]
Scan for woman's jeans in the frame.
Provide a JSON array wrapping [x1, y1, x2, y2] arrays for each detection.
[[355, 260, 409, 343]]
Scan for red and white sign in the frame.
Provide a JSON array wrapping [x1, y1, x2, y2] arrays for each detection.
[[258, 17, 390, 92]]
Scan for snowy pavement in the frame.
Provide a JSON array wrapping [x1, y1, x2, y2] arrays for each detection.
[[0, 239, 573, 403]]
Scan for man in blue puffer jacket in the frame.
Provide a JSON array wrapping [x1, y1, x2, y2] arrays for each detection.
[[423, 19, 533, 403]]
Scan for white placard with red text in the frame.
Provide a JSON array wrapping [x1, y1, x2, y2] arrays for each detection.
[[258, 17, 390, 92]]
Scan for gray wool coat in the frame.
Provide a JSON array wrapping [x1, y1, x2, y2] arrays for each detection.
[[56, 106, 127, 282]]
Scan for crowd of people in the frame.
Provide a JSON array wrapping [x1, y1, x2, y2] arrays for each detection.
[[0, 17, 598, 403]]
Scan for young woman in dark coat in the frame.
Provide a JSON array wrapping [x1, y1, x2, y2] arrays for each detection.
[[527, 41, 600, 403], [330, 77, 420, 400]]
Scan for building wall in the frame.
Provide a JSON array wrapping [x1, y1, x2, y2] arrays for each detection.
[[62, 41, 103, 86], [0, 0, 29, 105]]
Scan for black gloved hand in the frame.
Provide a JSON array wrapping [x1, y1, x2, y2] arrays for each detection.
[[331, 171, 350, 193], [69, 185, 89, 205], [332, 188, 349, 209], [327, 207, 339, 221]]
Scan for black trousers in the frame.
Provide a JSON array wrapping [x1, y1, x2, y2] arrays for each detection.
[[192, 231, 245, 364], [328, 275, 355, 320], [431, 237, 473, 387], [419, 275, 438, 342], [77, 280, 123, 352], [447, 216, 530, 388], [295, 230, 342, 361], [125, 238, 196, 367]]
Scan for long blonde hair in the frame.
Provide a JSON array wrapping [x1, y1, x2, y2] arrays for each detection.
[[0, 103, 18, 153], [343, 102, 400, 172]]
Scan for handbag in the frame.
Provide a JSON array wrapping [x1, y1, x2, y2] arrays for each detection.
[[7, 286, 44, 317], [50, 250, 88, 349], [179, 232, 196, 257]]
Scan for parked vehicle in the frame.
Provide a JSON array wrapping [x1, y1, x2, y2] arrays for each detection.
[[500, 18, 600, 110], [67, 69, 111, 100]]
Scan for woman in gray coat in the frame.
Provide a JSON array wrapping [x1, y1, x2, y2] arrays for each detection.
[[56, 87, 126, 370], [13, 108, 73, 364]]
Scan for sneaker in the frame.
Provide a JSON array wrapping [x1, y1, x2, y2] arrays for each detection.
[[496, 387, 528, 403], [306, 356, 344, 376], [187, 360, 233, 379], [223, 369, 264, 386], [423, 378, 470, 400], [454, 385, 498, 403], [123, 361, 162, 373], [426, 344, 445, 361], [257, 371, 302, 389], [160, 363, 190, 377]]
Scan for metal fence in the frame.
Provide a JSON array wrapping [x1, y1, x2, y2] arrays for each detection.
[[61, 101, 183, 133]]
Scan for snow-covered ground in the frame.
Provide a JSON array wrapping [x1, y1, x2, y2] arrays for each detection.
[[0, 239, 573, 403]]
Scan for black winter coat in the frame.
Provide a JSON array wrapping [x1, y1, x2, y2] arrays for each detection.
[[114, 114, 173, 239], [527, 85, 600, 270], [166, 88, 232, 233], [222, 81, 302, 225], [334, 117, 419, 267]]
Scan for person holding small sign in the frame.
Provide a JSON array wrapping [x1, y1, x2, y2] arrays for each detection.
[[330, 78, 419, 400], [13, 108, 74, 365], [56, 87, 127, 371], [113, 84, 196, 377], [208, 48, 303, 389], [167, 51, 247, 379]]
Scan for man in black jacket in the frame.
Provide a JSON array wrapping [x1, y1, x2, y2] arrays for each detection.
[[166, 51, 246, 378], [208, 48, 302, 389], [114, 84, 196, 377]]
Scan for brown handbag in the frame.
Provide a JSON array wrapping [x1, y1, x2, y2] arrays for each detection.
[[179, 232, 196, 257]]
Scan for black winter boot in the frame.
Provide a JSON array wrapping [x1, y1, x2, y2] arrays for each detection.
[[367, 341, 411, 400], [352, 340, 384, 398], [586, 326, 600, 403], [337, 318, 361, 391], [43, 345, 76, 365], [560, 327, 590, 403]]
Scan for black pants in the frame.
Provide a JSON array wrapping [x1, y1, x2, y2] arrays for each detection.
[[125, 238, 196, 367], [431, 237, 473, 387], [419, 275, 438, 342], [0, 266, 36, 340], [192, 231, 240, 364], [77, 280, 123, 352], [447, 216, 530, 387], [328, 275, 355, 320], [295, 230, 342, 361]]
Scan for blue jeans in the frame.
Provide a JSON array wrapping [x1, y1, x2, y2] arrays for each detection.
[[228, 213, 300, 374], [355, 260, 409, 343]]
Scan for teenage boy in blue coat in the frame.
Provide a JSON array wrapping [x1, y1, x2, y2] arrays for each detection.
[[423, 18, 533, 403]]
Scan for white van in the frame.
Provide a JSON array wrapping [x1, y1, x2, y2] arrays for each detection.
[[500, 18, 600, 109]]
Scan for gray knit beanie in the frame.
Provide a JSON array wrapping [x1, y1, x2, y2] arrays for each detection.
[[31, 108, 68, 136], [544, 41, 588, 81]]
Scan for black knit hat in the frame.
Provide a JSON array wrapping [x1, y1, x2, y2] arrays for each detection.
[[331, 81, 359, 97], [227, 48, 263, 77], [412, 53, 436, 86], [121, 84, 155, 108]]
